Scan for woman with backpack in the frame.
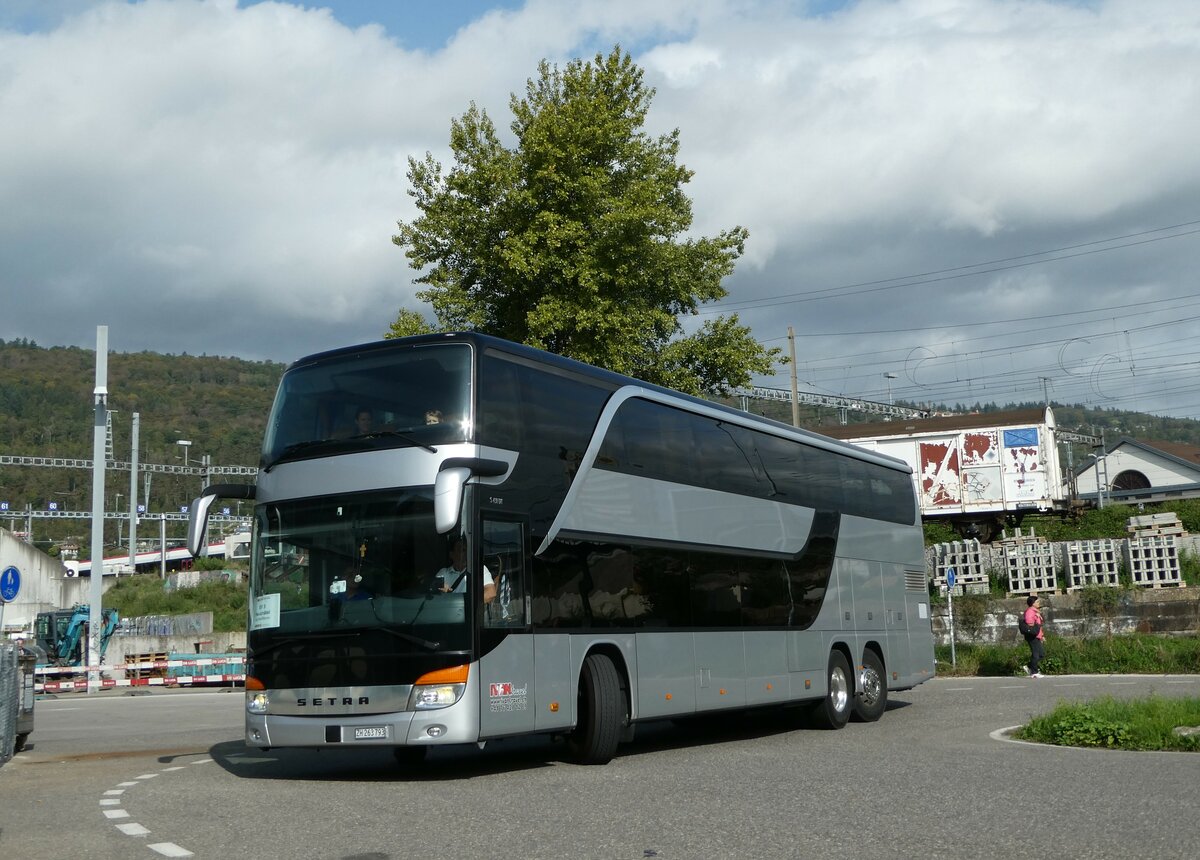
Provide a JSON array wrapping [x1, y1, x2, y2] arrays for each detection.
[[1022, 595, 1046, 677]]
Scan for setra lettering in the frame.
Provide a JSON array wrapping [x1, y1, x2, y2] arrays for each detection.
[[295, 696, 371, 707]]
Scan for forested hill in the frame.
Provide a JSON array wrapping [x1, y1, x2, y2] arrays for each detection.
[[0, 338, 283, 526]]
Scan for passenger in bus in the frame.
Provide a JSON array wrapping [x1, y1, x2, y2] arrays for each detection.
[[333, 567, 372, 601], [333, 407, 373, 438], [434, 538, 496, 603]]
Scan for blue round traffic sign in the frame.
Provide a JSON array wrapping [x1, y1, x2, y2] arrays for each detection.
[[0, 565, 20, 602]]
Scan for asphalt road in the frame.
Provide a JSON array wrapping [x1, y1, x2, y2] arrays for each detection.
[[2, 675, 1199, 860]]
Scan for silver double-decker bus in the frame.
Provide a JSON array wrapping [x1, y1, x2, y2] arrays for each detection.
[[189, 333, 935, 765]]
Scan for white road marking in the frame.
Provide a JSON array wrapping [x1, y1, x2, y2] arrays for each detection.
[[117, 823, 150, 836], [99, 799, 121, 807], [136, 773, 159, 779], [161, 766, 186, 772], [103, 809, 130, 820], [149, 843, 194, 857]]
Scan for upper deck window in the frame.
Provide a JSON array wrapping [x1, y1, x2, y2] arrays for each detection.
[[262, 343, 473, 467]]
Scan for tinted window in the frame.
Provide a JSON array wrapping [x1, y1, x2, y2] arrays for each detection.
[[599, 397, 914, 524]]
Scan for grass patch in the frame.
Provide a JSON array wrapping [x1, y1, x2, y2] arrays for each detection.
[[104, 574, 247, 632], [936, 633, 1200, 676], [1016, 696, 1200, 751]]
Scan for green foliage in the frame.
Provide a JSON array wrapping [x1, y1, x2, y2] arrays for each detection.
[[0, 340, 279, 552], [1017, 696, 1200, 752], [922, 521, 958, 545], [391, 46, 781, 395], [1075, 584, 1125, 637], [937, 633, 1200, 677], [1180, 550, 1200, 587], [384, 308, 436, 339], [953, 594, 989, 640], [103, 574, 247, 632]]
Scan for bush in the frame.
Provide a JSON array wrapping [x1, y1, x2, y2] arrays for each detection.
[[952, 594, 989, 640], [1018, 695, 1200, 752], [936, 633, 1200, 676], [1075, 584, 1125, 637], [103, 573, 247, 632]]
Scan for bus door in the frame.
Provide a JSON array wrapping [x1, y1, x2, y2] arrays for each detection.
[[477, 517, 536, 737]]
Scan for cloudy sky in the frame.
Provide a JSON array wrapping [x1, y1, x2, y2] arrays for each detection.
[[2, 0, 1199, 421]]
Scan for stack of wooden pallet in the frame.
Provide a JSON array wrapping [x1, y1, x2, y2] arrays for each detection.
[[1126, 512, 1188, 539]]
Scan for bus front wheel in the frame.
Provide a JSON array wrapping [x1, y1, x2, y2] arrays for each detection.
[[810, 650, 853, 730], [567, 653, 626, 765], [852, 649, 887, 722]]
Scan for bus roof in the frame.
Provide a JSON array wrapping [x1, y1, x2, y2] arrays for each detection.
[[287, 332, 912, 474]]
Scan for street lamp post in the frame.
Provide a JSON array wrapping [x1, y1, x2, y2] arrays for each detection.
[[883, 372, 897, 405], [176, 439, 192, 467]]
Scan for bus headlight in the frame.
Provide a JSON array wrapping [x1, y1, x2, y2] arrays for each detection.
[[247, 692, 269, 714], [410, 683, 465, 710], [408, 664, 469, 711]]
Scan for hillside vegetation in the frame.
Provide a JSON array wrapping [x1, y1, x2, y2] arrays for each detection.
[[0, 338, 281, 553]]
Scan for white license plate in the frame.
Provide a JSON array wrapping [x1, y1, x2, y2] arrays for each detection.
[[353, 726, 389, 740]]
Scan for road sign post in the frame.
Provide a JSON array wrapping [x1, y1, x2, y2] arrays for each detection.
[[945, 567, 957, 669], [0, 565, 21, 638]]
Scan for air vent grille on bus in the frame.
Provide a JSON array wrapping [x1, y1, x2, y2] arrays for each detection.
[[905, 569, 927, 592]]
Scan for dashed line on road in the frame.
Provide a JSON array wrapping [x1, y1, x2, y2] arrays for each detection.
[[97, 763, 198, 857]]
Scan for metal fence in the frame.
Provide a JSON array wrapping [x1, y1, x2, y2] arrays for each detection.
[[1, 642, 16, 766]]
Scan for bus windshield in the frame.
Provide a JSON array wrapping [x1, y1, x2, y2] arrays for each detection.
[[261, 342, 472, 468], [249, 489, 474, 654]]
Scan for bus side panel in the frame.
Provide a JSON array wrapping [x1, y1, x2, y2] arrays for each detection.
[[694, 631, 746, 711], [902, 577, 936, 687], [478, 634, 536, 738], [635, 632, 697, 719], [533, 633, 574, 732], [786, 632, 831, 700], [743, 631, 791, 707]]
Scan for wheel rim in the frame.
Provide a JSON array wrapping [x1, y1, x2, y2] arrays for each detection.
[[860, 665, 882, 708], [830, 665, 850, 713]]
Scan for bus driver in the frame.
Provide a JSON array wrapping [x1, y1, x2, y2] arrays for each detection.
[[434, 537, 496, 604]]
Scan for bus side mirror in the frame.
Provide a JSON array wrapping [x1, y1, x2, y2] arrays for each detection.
[[434, 467, 471, 534], [434, 458, 510, 534], [187, 493, 218, 557], [187, 483, 256, 556]]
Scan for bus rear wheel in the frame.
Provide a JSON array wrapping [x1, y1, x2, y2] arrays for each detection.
[[852, 649, 887, 722], [809, 650, 853, 730], [567, 653, 625, 765]]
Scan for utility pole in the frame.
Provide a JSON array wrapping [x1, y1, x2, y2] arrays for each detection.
[[87, 326, 108, 695], [129, 412, 139, 573], [787, 327, 800, 428]]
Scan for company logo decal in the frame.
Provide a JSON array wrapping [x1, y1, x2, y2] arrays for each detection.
[[488, 681, 528, 713]]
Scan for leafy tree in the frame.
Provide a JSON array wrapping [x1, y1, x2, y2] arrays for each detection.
[[391, 46, 781, 395], [384, 308, 435, 339]]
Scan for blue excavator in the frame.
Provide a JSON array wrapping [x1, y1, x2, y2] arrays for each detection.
[[33, 604, 120, 667]]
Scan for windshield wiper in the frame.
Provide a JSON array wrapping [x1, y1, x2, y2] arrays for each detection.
[[355, 429, 438, 454], [249, 631, 345, 659], [263, 438, 348, 471], [371, 625, 440, 651]]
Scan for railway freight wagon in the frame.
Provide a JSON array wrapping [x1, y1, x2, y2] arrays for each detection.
[[822, 407, 1066, 541]]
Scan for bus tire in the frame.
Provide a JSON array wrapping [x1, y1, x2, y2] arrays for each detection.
[[567, 653, 625, 765], [809, 650, 853, 730], [852, 649, 887, 723]]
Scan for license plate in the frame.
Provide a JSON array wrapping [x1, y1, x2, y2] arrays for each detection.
[[353, 726, 389, 740]]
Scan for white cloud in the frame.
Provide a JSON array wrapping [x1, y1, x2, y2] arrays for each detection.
[[1, 0, 1199, 416]]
